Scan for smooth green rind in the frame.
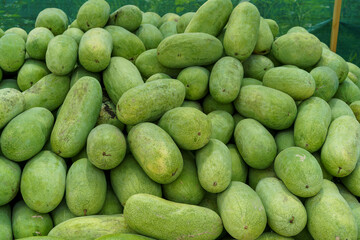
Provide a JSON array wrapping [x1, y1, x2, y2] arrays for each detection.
[[242, 55, 274, 81], [110, 154, 162, 206], [48, 214, 134, 239], [76, 0, 110, 31], [0, 156, 21, 205], [234, 85, 297, 130], [116, 79, 185, 125], [321, 115, 360, 177], [208, 110, 234, 144], [224, 2, 260, 61], [288, 26, 308, 34], [46, 35, 78, 75], [87, 124, 126, 170], [177, 66, 209, 100], [242, 78, 263, 87], [248, 165, 277, 190], [256, 178, 307, 237], [195, 139, 232, 193], [275, 129, 295, 153], [334, 78, 360, 104], [0, 88, 25, 129], [294, 97, 332, 153], [312, 152, 333, 181], [159, 21, 177, 39], [203, 95, 234, 114], [337, 184, 360, 240], [69, 19, 79, 28], [263, 67, 316, 101], [305, 180, 357, 240], [105, 26, 145, 62], [257, 232, 294, 240], [63, 28, 84, 44], [136, 24, 163, 50], [141, 12, 162, 27], [198, 192, 219, 214], [0, 205, 12, 240], [23, 73, 70, 111], [254, 17, 274, 55], [1, 107, 54, 162], [70, 66, 101, 88], [103, 57, 144, 105], [5, 27, 27, 41], [17, 59, 50, 91], [0, 33, 25, 72], [79, 28, 113, 72], [163, 151, 205, 204], [272, 32, 322, 68], [161, 13, 180, 24], [26, 27, 54, 60], [146, 73, 171, 82], [50, 77, 102, 158], [96, 233, 153, 240], [176, 12, 195, 33], [293, 228, 313, 240], [328, 98, 356, 121], [108, 5, 142, 32], [315, 48, 349, 83], [227, 144, 248, 183], [350, 100, 360, 122], [124, 193, 223, 240], [275, 147, 323, 197], [181, 100, 202, 111], [157, 33, 223, 68], [16, 237, 63, 240], [217, 181, 267, 240], [341, 160, 360, 197], [96, 101, 125, 130], [128, 122, 183, 184], [265, 19, 279, 38], [35, 8, 68, 35], [135, 49, 180, 78], [51, 199, 76, 226], [12, 201, 53, 239], [0, 79, 20, 90], [210, 56, 243, 103], [234, 118, 277, 169], [98, 187, 123, 215], [348, 62, 360, 80], [233, 113, 245, 126], [348, 71, 360, 88], [158, 107, 211, 150], [310, 66, 339, 101], [21, 151, 66, 213], [66, 158, 106, 216], [185, 0, 232, 36]]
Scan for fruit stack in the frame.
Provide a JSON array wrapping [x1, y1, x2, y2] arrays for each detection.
[[1, 0, 360, 239]]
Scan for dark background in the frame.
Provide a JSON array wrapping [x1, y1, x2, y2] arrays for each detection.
[[1, 0, 359, 65]]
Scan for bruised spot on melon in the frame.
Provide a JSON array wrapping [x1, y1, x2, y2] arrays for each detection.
[[172, 168, 178, 176]]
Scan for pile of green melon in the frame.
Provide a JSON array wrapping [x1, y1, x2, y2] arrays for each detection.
[[1, 0, 360, 239]]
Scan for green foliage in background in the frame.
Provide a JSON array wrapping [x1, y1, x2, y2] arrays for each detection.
[[0, 0, 359, 65]]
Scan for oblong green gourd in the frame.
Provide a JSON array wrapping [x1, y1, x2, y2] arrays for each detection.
[[124, 194, 223, 240], [256, 177, 307, 237], [50, 77, 102, 158], [274, 147, 323, 197], [21, 151, 66, 213], [1, 107, 54, 162], [128, 122, 183, 184], [66, 158, 107, 216]]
